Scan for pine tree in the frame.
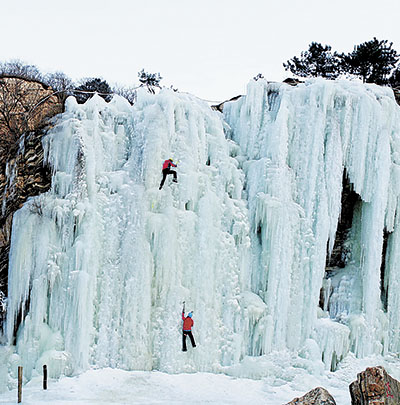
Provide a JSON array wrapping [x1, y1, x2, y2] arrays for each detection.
[[283, 42, 340, 80], [339, 38, 399, 85], [73, 78, 112, 104], [389, 67, 400, 88], [138, 69, 162, 94]]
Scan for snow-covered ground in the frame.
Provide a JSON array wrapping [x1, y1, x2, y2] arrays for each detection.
[[3, 369, 268, 405], [2, 354, 400, 404], [0, 368, 334, 405]]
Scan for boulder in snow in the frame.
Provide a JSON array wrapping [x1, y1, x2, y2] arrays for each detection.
[[349, 366, 400, 404], [285, 386, 336, 404]]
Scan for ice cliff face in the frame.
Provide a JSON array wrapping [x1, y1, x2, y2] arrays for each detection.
[[224, 79, 400, 369], [2, 79, 400, 386], [3, 89, 250, 381]]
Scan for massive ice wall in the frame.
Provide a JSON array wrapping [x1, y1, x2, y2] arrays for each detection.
[[3, 90, 250, 381], [224, 79, 400, 369], [2, 79, 400, 387]]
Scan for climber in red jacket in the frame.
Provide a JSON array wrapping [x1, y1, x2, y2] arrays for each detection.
[[159, 158, 177, 190], [182, 311, 196, 351]]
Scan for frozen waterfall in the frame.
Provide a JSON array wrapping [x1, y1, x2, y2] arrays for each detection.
[[223, 79, 400, 369], [2, 79, 400, 388]]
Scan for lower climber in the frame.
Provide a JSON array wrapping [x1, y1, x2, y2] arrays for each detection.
[[159, 158, 177, 190], [182, 310, 196, 351]]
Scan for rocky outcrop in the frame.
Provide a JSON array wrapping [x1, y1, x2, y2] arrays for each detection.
[[393, 88, 400, 105], [350, 366, 400, 404], [283, 77, 304, 86], [0, 76, 62, 332], [285, 387, 336, 405], [325, 173, 361, 270], [212, 95, 242, 113]]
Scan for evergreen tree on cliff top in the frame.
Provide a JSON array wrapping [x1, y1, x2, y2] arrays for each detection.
[[138, 69, 162, 94], [284, 38, 399, 86], [73, 78, 112, 104], [283, 42, 341, 80], [339, 38, 398, 85], [389, 67, 400, 88]]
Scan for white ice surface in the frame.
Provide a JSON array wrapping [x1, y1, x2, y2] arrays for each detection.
[[2, 79, 400, 398], [4, 89, 250, 380], [224, 78, 400, 367]]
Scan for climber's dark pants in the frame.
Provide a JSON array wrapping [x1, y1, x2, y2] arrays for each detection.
[[159, 168, 177, 189], [182, 331, 196, 351]]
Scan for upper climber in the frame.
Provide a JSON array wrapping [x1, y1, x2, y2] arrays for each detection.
[[159, 158, 177, 190]]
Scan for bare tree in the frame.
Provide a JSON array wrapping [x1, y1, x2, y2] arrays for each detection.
[[112, 84, 137, 105], [0, 59, 42, 81], [0, 77, 61, 157], [44, 71, 74, 103]]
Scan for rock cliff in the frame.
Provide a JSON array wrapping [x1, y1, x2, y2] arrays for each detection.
[[0, 76, 62, 332]]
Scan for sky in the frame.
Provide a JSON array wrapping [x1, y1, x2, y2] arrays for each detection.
[[1, 0, 400, 102]]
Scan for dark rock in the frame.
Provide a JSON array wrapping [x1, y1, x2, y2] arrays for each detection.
[[283, 77, 304, 86], [285, 387, 336, 404], [211, 95, 242, 113], [393, 88, 400, 106], [0, 129, 53, 334], [349, 366, 400, 404]]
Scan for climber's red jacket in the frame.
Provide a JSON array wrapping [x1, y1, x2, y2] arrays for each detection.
[[162, 159, 177, 170], [182, 312, 194, 331]]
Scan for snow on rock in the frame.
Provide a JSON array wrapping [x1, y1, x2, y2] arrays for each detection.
[[2, 79, 400, 391]]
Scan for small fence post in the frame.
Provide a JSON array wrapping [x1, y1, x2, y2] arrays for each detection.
[[17, 366, 22, 403], [43, 365, 47, 390]]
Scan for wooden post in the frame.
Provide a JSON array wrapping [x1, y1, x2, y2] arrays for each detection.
[[17, 366, 22, 403], [43, 365, 47, 390]]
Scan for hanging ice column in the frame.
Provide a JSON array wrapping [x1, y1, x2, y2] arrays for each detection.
[[5, 89, 250, 379], [223, 79, 400, 368]]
